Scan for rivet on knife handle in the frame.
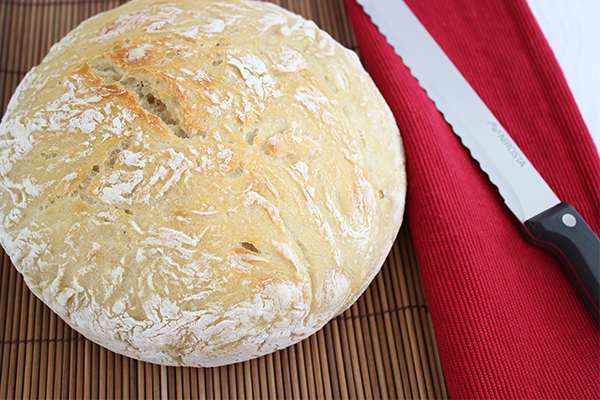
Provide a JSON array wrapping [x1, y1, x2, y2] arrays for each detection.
[[357, 0, 600, 322], [524, 203, 600, 322]]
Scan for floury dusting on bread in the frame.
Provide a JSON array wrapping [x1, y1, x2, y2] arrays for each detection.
[[0, 0, 406, 366]]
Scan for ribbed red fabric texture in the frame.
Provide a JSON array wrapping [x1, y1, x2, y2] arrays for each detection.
[[344, 0, 600, 398]]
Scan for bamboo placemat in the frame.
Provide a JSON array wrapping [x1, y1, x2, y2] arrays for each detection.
[[0, 0, 447, 398]]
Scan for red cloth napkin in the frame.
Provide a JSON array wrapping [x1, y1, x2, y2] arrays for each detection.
[[344, 0, 600, 398]]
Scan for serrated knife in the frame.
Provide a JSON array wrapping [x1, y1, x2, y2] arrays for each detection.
[[357, 0, 600, 322]]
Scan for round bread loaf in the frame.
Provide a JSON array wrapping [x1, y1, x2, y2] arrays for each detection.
[[0, 0, 405, 366]]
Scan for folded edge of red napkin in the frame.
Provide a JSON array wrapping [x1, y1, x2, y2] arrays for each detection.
[[344, 0, 600, 398]]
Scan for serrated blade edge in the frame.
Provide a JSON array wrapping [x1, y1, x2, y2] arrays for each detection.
[[357, 0, 560, 222]]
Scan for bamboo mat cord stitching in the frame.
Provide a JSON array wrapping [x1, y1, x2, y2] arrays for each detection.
[[0, 0, 447, 398]]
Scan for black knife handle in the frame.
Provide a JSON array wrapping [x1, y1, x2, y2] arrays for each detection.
[[523, 202, 599, 323]]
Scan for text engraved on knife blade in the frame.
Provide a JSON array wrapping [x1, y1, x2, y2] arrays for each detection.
[[487, 121, 527, 168]]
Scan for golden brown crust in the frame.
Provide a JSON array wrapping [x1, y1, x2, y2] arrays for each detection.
[[0, 0, 405, 366]]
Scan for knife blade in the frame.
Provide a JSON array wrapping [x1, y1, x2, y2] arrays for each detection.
[[357, 0, 600, 322]]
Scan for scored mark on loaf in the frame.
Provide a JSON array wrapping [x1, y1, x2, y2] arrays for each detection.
[[88, 55, 123, 83], [106, 135, 135, 169], [88, 57, 196, 140], [229, 163, 244, 179], [240, 241, 260, 253], [246, 128, 259, 146], [120, 77, 190, 139], [73, 164, 100, 206]]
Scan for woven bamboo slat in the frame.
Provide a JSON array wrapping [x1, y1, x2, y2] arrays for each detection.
[[0, 0, 448, 398]]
